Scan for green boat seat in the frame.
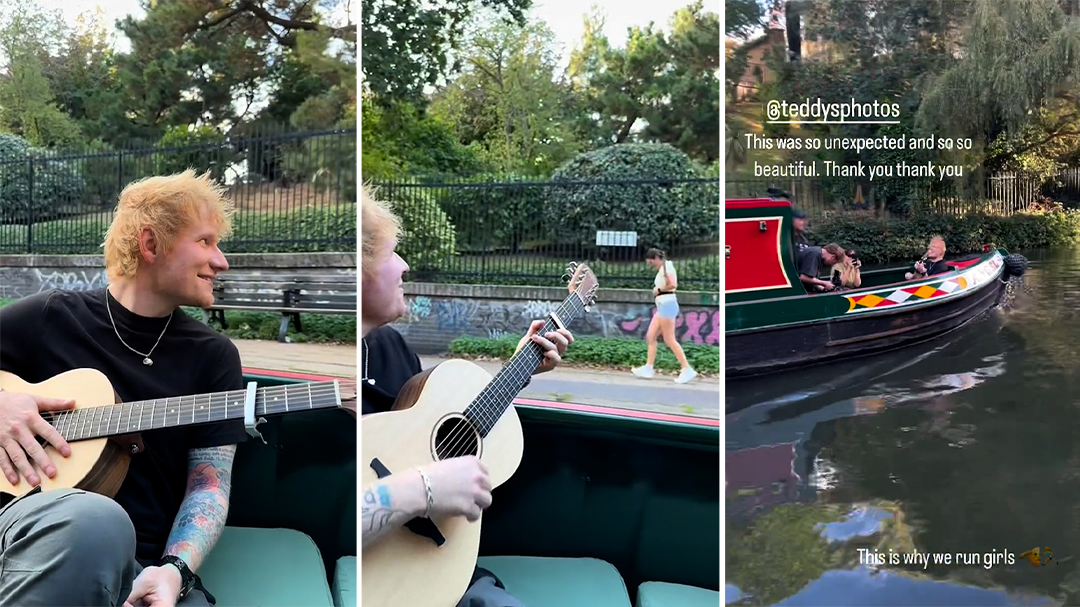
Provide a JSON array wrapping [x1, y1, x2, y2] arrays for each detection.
[[635, 581, 719, 607], [198, 526, 334, 607], [476, 555, 631, 607], [332, 556, 357, 607]]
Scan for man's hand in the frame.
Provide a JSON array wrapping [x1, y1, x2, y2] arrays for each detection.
[[515, 319, 573, 375], [422, 456, 493, 521], [0, 391, 73, 486], [914, 261, 926, 274], [123, 565, 183, 607]]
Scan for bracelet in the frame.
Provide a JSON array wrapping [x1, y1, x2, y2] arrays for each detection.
[[417, 469, 434, 519]]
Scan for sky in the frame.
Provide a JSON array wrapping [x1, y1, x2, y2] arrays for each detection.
[[44, 0, 710, 62]]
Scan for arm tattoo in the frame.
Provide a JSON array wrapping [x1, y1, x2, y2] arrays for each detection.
[[165, 445, 236, 571], [361, 483, 412, 549]]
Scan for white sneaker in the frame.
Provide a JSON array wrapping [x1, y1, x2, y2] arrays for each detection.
[[675, 367, 697, 384], [632, 365, 655, 378]]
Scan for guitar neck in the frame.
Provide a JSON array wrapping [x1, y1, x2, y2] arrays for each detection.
[[464, 292, 586, 437], [45, 381, 342, 442]]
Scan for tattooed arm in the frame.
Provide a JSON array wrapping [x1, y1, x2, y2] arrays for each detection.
[[164, 444, 237, 570], [362, 471, 426, 549], [125, 445, 236, 604]]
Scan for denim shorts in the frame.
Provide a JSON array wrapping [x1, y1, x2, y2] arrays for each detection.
[[655, 295, 680, 319]]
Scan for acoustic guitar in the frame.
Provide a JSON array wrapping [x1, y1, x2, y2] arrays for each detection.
[[0, 370, 355, 501], [361, 262, 599, 607]]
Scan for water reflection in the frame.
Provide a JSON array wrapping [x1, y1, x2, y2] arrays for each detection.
[[725, 249, 1080, 605]]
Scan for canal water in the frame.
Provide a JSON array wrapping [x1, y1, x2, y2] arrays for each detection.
[[726, 248, 1080, 606]]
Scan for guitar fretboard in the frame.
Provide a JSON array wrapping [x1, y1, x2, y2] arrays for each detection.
[[462, 292, 586, 437], [43, 381, 342, 442]]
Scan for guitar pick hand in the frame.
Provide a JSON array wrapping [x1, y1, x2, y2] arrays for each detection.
[[0, 391, 73, 487], [421, 455, 493, 522]]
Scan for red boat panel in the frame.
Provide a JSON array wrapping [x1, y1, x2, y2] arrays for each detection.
[[725, 198, 792, 210], [725, 216, 791, 293]]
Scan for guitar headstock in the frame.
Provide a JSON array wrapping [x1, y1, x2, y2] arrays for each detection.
[[563, 262, 599, 311]]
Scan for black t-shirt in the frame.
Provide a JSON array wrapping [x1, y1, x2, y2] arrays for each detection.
[[797, 246, 823, 279], [361, 326, 422, 415], [925, 258, 950, 276], [793, 232, 810, 252], [0, 288, 249, 560]]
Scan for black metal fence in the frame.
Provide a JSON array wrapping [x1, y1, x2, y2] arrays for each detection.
[[726, 167, 1080, 220], [0, 125, 356, 254], [368, 177, 720, 291]]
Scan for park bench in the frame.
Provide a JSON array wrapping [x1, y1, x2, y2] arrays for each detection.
[[201, 271, 356, 342]]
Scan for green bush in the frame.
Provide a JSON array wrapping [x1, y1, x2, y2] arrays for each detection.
[[439, 173, 546, 252], [0, 133, 86, 223], [448, 335, 719, 375], [547, 143, 718, 249], [181, 307, 355, 344], [384, 189, 456, 271], [809, 210, 1080, 264]]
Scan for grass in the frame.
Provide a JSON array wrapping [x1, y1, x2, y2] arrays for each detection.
[[448, 334, 720, 375]]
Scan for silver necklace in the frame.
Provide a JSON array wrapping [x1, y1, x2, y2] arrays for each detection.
[[105, 291, 171, 366], [361, 338, 375, 385]]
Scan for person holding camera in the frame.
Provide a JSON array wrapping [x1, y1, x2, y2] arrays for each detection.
[[831, 249, 862, 290], [905, 236, 950, 281], [797, 243, 846, 294]]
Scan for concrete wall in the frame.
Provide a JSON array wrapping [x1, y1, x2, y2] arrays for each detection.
[[0, 253, 357, 299], [391, 283, 720, 354]]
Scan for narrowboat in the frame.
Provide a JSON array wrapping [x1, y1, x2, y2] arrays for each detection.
[[215, 371, 719, 607], [725, 198, 1028, 379]]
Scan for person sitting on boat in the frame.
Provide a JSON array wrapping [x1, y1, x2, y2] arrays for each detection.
[[797, 243, 846, 293], [905, 236, 950, 281], [830, 249, 863, 290], [792, 209, 812, 252], [0, 170, 248, 606], [359, 186, 573, 607]]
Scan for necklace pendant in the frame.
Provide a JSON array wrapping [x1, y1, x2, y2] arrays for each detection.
[[143, 357, 153, 366]]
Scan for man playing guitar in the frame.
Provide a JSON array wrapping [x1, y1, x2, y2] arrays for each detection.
[[359, 187, 574, 605], [0, 170, 249, 606]]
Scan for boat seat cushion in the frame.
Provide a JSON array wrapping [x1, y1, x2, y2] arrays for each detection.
[[198, 526, 334, 607], [635, 581, 720, 607], [332, 556, 357, 607], [476, 555, 631, 607]]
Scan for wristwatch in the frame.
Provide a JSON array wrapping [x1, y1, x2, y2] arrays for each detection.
[[158, 554, 196, 600]]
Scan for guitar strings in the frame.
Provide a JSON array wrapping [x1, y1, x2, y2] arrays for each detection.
[[437, 309, 568, 459], [38, 383, 346, 442], [437, 293, 583, 459], [436, 294, 584, 459]]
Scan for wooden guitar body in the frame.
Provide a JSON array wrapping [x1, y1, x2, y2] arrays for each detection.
[[0, 368, 130, 500], [360, 359, 524, 607]]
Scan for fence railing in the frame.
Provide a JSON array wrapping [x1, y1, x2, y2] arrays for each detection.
[[368, 177, 720, 291], [726, 167, 1080, 219], [0, 126, 356, 254]]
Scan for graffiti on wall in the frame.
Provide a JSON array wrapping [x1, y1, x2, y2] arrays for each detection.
[[391, 294, 720, 352], [616, 308, 720, 345], [34, 269, 108, 293]]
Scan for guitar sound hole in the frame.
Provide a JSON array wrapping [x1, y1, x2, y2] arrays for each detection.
[[432, 415, 480, 461]]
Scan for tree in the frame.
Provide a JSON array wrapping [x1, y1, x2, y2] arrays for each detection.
[[567, 2, 720, 163], [0, 4, 84, 147], [428, 16, 581, 175], [360, 0, 531, 105], [918, 0, 1080, 169]]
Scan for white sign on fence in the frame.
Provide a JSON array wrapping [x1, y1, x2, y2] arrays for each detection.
[[595, 230, 637, 247]]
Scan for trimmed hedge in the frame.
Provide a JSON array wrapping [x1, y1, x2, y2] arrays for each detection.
[[0, 205, 356, 254], [809, 210, 1080, 264], [448, 334, 720, 375]]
